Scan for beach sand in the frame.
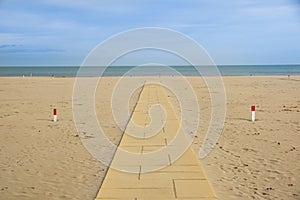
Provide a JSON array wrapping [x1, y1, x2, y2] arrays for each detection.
[[0, 76, 299, 199]]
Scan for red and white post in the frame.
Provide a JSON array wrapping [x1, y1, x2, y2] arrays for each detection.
[[251, 105, 255, 122], [53, 108, 57, 122]]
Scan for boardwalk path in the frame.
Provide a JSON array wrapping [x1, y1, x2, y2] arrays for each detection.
[[95, 81, 216, 200]]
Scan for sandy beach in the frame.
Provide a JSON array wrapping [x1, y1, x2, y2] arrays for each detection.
[[0, 76, 299, 199]]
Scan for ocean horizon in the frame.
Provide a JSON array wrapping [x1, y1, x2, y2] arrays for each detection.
[[0, 65, 299, 77]]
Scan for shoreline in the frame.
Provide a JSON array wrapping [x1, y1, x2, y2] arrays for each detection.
[[1, 65, 299, 78], [0, 75, 299, 78]]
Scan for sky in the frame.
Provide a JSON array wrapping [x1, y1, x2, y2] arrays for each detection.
[[0, 0, 300, 66]]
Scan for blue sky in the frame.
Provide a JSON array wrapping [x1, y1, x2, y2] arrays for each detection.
[[0, 0, 300, 66]]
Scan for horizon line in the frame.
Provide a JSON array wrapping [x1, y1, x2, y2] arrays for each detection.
[[0, 64, 300, 67]]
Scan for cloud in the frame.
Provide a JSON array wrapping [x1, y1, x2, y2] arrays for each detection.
[[240, 4, 299, 20], [0, 0, 300, 65], [33, 0, 138, 14], [0, 44, 23, 48], [0, 44, 65, 53]]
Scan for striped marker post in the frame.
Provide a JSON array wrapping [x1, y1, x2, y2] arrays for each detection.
[[53, 108, 57, 122], [251, 105, 255, 122]]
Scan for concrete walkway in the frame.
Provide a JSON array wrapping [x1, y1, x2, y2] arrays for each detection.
[[95, 81, 216, 200]]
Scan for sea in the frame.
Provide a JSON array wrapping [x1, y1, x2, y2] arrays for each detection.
[[0, 65, 299, 77]]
